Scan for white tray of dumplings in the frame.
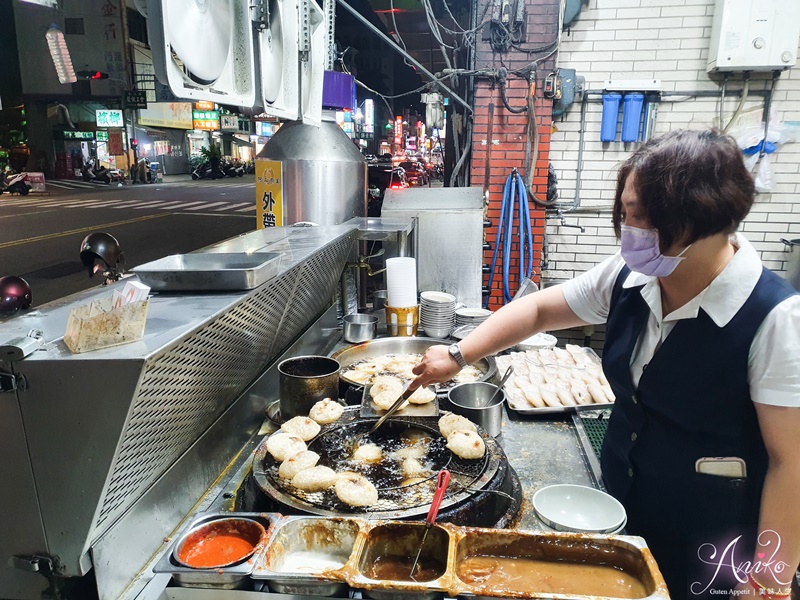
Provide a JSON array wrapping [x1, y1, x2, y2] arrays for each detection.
[[495, 344, 616, 415]]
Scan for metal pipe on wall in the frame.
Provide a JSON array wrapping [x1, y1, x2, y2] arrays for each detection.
[[550, 86, 771, 215]]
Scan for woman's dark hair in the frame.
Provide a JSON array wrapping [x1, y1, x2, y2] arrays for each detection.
[[612, 129, 755, 252]]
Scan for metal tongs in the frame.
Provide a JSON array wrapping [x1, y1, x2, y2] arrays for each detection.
[[353, 385, 416, 446], [410, 469, 451, 580], [368, 384, 415, 435]]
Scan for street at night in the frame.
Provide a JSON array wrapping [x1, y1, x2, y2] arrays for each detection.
[[0, 176, 257, 307]]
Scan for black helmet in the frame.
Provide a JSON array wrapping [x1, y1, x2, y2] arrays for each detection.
[[0, 276, 32, 315], [80, 232, 122, 277]]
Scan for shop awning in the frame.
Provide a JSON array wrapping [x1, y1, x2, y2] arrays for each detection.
[[224, 133, 254, 146]]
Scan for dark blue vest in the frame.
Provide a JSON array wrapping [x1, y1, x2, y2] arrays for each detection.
[[601, 266, 797, 545]]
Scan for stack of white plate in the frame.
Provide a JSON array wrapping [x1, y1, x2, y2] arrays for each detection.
[[420, 291, 456, 338], [455, 307, 493, 328]]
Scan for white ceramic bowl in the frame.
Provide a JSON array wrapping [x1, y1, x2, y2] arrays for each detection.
[[532, 484, 626, 534], [421, 291, 457, 304]]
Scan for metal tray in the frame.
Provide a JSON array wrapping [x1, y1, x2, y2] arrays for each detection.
[[502, 347, 615, 416], [360, 383, 439, 418], [252, 516, 365, 596], [153, 512, 280, 589], [133, 252, 281, 291]]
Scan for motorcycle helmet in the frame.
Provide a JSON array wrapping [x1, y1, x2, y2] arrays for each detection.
[[0, 276, 33, 315], [80, 232, 122, 277]]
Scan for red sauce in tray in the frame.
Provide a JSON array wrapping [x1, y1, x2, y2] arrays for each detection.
[[176, 519, 264, 569], [178, 534, 255, 568]]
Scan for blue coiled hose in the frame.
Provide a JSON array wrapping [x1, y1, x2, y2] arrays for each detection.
[[485, 169, 534, 307]]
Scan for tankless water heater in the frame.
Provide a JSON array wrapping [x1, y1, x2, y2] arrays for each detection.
[[707, 0, 800, 72]]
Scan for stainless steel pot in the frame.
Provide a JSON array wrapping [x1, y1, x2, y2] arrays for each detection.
[[343, 313, 378, 343], [331, 337, 496, 389], [278, 355, 341, 420], [447, 382, 504, 438]]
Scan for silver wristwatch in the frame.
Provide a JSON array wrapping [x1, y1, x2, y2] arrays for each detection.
[[448, 343, 468, 369]]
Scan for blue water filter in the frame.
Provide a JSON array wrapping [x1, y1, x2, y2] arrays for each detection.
[[622, 93, 645, 143], [600, 93, 622, 142]]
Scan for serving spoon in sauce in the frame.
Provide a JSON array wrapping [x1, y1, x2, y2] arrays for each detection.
[[410, 469, 451, 581]]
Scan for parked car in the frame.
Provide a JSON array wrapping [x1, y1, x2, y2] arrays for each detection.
[[368, 165, 408, 216], [398, 161, 429, 186]]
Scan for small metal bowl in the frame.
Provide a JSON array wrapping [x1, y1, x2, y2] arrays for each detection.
[[343, 313, 378, 343], [173, 517, 266, 569]]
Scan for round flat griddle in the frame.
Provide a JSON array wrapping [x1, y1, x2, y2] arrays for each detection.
[[252, 408, 503, 520]]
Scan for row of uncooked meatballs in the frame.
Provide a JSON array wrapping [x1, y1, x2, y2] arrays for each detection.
[[265, 399, 380, 507]]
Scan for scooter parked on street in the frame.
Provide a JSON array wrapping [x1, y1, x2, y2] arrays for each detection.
[[191, 162, 226, 180], [0, 171, 32, 195], [81, 159, 111, 184], [223, 160, 245, 177]]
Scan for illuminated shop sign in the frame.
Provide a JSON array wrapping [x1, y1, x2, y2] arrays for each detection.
[[95, 110, 123, 128], [64, 131, 95, 139], [193, 110, 220, 130]]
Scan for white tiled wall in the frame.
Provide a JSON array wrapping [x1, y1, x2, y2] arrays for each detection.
[[547, 0, 800, 283]]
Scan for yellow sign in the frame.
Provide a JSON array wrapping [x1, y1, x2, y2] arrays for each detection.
[[255, 159, 283, 229]]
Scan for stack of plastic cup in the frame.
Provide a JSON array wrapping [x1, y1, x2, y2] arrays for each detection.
[[386, 257, 417, 307], [385, 257, 418, 336]]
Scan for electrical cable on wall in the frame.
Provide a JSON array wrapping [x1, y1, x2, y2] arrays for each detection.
[[485, 169, 534, 306], [498, 67, 527, 113]]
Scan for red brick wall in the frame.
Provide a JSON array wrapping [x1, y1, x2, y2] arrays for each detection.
[[470, 0, 559, 310]]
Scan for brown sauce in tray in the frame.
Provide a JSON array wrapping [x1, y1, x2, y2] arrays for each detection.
[[458, 556, 648, 599], [365, 554, 445, 582]]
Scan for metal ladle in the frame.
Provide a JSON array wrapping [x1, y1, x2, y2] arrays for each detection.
[[482, 366, 514, 407]]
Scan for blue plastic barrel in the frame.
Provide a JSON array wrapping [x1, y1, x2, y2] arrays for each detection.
[[601, 93, 622, 142], [622, 93, 645, 143]]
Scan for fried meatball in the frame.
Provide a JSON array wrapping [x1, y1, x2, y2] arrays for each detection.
[[352, 442, 383, 464], [278, 450, 320, 479], [309, 398, 345, 425], [281, 416, 321, 441], [335, 472, 379, 507], [291, 466, 339, 492], [446, 430, 486, 460], [407, 386, 436, 405], [438, 413, 478, 438], [266, 432, 307, 462]]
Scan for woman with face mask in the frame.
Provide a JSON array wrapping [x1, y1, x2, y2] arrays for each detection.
[[410, 129, 800, 598]]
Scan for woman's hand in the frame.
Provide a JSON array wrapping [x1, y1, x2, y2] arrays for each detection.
[[410, 345, 459, 390]]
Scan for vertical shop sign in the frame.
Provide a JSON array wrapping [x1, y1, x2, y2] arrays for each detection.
[[255, 159, 283, 229], [108, 130, 124, 155]]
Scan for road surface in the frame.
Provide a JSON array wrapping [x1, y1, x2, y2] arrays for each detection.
[[0, 176, 258, 308]]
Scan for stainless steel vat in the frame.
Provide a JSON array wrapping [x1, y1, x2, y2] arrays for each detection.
[[259, 119, 367, 226]]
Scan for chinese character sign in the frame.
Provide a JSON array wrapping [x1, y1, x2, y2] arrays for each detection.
[[255, 159, 283, 229], [96, 110, 124, 128]]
